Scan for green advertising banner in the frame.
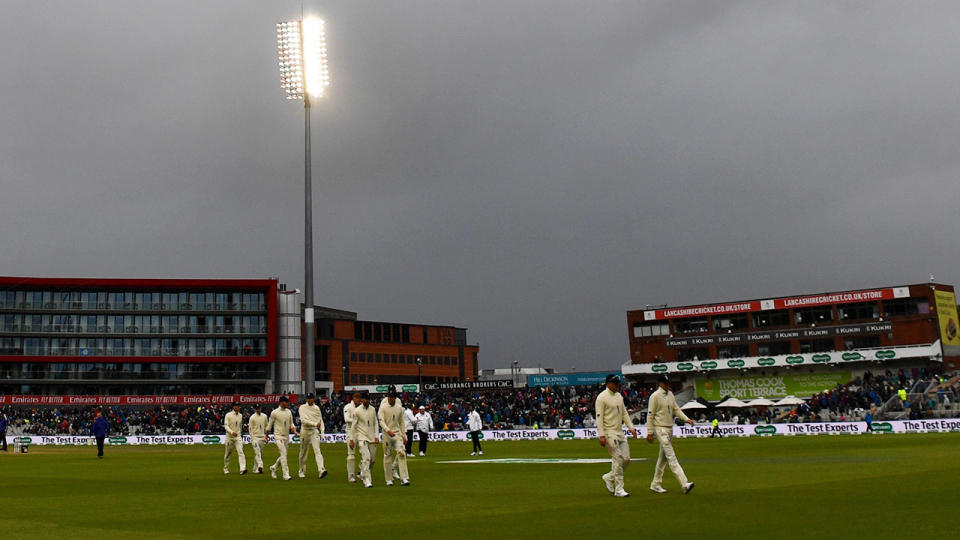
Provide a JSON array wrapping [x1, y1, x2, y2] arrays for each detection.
[[696, 372, 851, 401]]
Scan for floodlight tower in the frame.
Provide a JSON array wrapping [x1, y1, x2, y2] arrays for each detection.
[[277, 18, 330, 395]]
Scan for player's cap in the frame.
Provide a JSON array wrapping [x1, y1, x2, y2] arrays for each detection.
[[254, 403, 262, 410], [305, 393, 315, 400], [361, 391, 370, 399], [231, 402, 240, 407], [418, 405, 425, 410], [605, 374, 622, 385], [279, 395, 289, 403], [387, 386, 398, 397], [657, 374, 670, 384]]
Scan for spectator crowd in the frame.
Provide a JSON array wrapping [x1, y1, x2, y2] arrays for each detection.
[[1, 368, 957, 437]]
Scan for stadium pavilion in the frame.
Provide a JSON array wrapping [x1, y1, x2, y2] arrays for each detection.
[[624, 283, 960, 388]]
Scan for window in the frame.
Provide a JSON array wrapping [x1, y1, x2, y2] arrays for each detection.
[[844, 336, 882, 349], [882, 298, 929, 317], [757, 342, 791, 356], [673, 318, 709, 335], [676, 348, 709, 362], [752, 309, 790, 328], [717, 345, 749, 359], [632, 321, 670, 338], [713, 314, 748, 331], [795, 307, 833, 325], [839, 302, 879, 321], [799, 339, 835, 353]]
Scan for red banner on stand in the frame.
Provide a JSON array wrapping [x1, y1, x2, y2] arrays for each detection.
[[0, 394, 298, 406]]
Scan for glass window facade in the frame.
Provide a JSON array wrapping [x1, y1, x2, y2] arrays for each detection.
[[0, 288, 266, 357]]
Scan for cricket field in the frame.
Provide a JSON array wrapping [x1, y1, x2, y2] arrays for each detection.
[[1, 433, 957, 539]]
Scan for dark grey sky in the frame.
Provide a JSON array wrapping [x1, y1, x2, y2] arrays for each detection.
[[2, 2, 959, 371]]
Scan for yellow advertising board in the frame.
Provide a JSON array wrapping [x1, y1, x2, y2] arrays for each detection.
[[934, 290, 960, 353]]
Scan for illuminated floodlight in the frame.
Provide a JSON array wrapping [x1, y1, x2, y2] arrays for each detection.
[[276, 18, 330, 100]]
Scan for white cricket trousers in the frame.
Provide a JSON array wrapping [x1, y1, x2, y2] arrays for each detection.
[[298, 428, 325, 475], [652, 426, 688, 487], [381, 433, 408, 482], [604, 436, 630, 492], [223, 437, 246, 473], [251, 438, 265, 471], [346, 436, 357, 479], [358, 440, 377, 485], [272, 438, 291, 478]]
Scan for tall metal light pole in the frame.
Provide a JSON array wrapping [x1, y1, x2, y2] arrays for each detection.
[[417, 357, 423, 390], [277, 17, 330, 395]]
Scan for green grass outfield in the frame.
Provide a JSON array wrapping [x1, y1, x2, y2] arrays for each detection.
[[2, 434, 958, 539]]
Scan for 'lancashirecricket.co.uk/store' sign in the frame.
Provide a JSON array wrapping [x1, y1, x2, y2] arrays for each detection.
[[643, 287, 909, 321]]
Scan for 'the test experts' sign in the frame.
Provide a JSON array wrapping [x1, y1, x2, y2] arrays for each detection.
[[7, 419, 960, 446]]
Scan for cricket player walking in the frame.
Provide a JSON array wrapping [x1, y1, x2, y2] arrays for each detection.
[[267, 396, 298, 480], [647, 374, 695, 494], [223, 402, 247, 475], [348, 392, 380, 488], [248, 404, 268, 474], [297, 394, 328, 479], [343, 393, 362, 482], [595, 374, 638, 497], [378, 387, 410, 487]]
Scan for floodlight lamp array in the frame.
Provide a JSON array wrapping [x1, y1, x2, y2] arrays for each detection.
[[277, 19, 330, 100]]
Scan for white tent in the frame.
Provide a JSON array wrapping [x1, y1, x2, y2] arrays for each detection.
[[745, 398, 776, 407], [680, 400, 707, 410], [772, 396, 806, 406], [716, 397, 749, 408]]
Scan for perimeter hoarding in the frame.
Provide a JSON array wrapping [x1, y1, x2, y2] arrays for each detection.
[[934, 290, 960, 356], [528, 371, 619, 387], [695, 372, 851, 401], [8, 419, 960, 446], [0, 394, 296, 406]]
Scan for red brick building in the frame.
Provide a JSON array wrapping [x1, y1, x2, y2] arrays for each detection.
[[625, 283, 960, 376], [309, 308, 480, 392]]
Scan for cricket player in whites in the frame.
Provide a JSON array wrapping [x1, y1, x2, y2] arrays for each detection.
[[223, 402, 247, 475], [647, 374, 695, 494], [248, 404, 268, 474], [595, 374, 637, 497], [344, 392, 362, 482], [298, 394, 328, 479], [267, 396, 298, 480], [348, 392, 380, 488], [378, 387, 410, 486]]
